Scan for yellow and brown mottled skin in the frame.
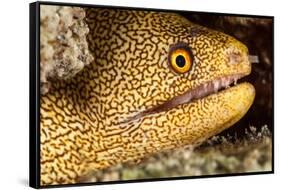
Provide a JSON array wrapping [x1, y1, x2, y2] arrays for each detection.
[[40, 8, 255, 185]]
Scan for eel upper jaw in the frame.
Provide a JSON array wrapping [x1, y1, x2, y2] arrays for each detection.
[[126, 73, 248, 122]]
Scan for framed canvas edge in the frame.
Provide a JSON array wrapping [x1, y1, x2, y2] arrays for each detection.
[[29, 1, 41, 189], [29, 1, 275, 188]]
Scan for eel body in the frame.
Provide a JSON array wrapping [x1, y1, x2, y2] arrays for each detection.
[[40, 8, 255, 185]]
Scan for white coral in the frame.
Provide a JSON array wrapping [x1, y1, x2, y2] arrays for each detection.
[[40, 5, 93, 94]]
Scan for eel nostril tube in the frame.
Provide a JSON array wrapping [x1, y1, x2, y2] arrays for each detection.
[[248, 55, 260, 63]]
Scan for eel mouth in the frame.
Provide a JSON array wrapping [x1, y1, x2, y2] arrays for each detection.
[[126, 73, 249, 122]]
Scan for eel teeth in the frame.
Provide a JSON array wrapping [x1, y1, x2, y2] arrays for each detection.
[[124, 74, 246, 123]]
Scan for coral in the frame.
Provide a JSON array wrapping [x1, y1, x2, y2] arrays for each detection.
[[40, 5, 93, 94]]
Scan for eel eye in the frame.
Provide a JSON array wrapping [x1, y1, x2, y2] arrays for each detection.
[[168, 43, 193, 74]]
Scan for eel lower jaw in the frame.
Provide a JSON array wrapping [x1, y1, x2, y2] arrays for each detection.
[[126, 73, 250, 122]]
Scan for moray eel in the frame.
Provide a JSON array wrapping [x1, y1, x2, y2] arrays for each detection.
[[40, 8, 255, 185]]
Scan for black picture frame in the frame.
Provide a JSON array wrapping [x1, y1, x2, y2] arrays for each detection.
[[29, 1, 274, 188]]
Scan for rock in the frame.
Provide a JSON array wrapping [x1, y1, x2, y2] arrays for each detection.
[[40, 5, 93, 94]]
